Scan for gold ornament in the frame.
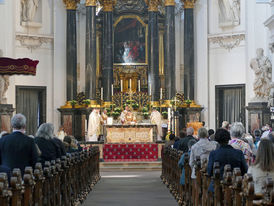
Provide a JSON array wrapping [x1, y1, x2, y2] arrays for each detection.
[[98, 0, 117, 12], [63, 0, 80, 10], [86, 0, 97, 6], [181, 0, 196, 9], [165, 0, 175, 6], [145, 0, 161, 12]]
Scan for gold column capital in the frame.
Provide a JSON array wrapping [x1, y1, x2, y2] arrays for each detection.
[[145, 0, 161, 12], [63, 0, 80, 10], [98, 0, 117, 12], [181, 0, 196, 9], [86, 0, 97, 6], [165, 0, 175, 6]]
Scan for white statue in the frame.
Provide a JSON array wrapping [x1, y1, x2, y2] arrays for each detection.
[[21, 0, 40, 22], [0, 50, 9, 104], [250, 48, 272, 101], [218, 0, 240, 27]]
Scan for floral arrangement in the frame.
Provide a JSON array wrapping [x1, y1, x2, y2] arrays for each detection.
[[69, 100, 77, 107]]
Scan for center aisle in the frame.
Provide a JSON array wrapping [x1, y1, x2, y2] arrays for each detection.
[[82, 171, 178, 206]]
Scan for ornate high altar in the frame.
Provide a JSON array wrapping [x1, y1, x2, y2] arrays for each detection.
[[59, 0, 203, 149]]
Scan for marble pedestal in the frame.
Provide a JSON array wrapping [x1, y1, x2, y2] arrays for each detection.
[[246, 102, 270, 133], [0, 104, 14, 132], [58, 108, 91, 141]]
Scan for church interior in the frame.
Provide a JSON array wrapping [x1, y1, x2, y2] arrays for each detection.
[[0, 0, 274, 205]]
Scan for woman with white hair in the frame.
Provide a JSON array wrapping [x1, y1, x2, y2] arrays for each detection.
[[229, 122, 254, 165], [35, 123, 61, 165]]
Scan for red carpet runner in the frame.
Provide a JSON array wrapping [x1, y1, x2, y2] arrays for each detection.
[[103, 143, 158, 162]]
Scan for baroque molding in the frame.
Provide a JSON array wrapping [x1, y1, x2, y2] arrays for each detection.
[[86, 0, 97, 6], [98, 0, 117, 11], [208, 32, 245, 51], [145, 0, 162, 12], [63, 0, 80, 10], [16, 33, 53, 50], [165, 0, 175, 6], [181, 0, 196, 9]]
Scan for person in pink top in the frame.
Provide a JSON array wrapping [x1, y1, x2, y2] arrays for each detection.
[[229, 122, 254, 165]]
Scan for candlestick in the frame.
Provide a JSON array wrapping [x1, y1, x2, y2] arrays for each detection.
[[138, 80, 140, 92], [121, 80, 123, 92], [129, 79, 132, 90], [149, 84, 151, 96], [160, 88, 162, 100], [101, 87, 103, 100]]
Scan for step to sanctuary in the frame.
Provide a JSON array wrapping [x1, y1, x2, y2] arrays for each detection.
[[100, 161, 162, 171]]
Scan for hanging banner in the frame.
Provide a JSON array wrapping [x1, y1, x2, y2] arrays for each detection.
[[0, 57, 39, 75]]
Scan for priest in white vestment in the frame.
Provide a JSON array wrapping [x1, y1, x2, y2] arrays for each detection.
[[87, 109, 101, 141], [150, 108, 162, 141]]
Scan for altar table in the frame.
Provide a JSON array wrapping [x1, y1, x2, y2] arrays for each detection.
[[104, 124, 157, 143]]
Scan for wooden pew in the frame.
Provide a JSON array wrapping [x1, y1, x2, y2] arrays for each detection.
[[0, 173, 11, 206]]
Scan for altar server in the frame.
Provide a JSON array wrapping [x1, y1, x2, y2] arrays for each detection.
[[150, 108, 162, 141], [87, 108, 101, 141]]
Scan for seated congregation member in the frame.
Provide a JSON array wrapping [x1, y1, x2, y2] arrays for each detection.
[[247, 139, 274, 194], [229, 122, 253, 165], [189, 127, 218, 178], [178, 127, 196, 153], [222, 121, 230, 130], [0, 131, 9, 138], [207, 129, 248, 179], [63, 136, 82, 153], [173, 130, 186, 150], [0, 114, 38, 174], [52, 136, 66, 156], [164, 133, 175, 148], [178, 139, 197, 186], [35, 123, 61, 165], [253, 129, 261, 149]]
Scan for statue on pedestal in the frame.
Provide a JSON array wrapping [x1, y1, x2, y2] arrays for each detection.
[[0, 50, 9, 104], [250, 48, 272, 102], [21, 0, 40, 22]]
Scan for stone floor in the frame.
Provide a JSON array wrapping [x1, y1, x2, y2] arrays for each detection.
[[82, 171, 178, 206]]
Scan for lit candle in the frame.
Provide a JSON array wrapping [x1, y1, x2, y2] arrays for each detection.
[[121, 80, 123, 92], [111, 84, 113, 96], [149, 84, 152, 96], [138, 80, 140, 92], [129, 79, 132, 90], [160, 88, 162, 100], [101, 87, 103, 100]]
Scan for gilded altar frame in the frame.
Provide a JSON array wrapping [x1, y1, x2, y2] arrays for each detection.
[[113, 15, 148, 66]]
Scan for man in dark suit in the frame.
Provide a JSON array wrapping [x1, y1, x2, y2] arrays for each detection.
[[178, 127, 197, 152], [0, 113, 38, 174]]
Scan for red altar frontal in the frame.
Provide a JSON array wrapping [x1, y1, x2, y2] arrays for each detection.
[[103, 143, 158, 162]]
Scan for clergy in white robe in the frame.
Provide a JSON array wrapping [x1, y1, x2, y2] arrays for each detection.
[[87, 109, 101, 141], [150, 109, 162, 141]]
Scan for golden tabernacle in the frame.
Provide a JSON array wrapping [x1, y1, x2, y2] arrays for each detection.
[[105, 124, 157, 143]]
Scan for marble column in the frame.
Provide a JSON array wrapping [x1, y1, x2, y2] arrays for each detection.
[[101, 1, 116, 105], [85, 0, 97, 103], [63, 0, 79, 101], [164, 0, 176, 100], [182, 0, 196, 100], [147, 0, 161, 104]]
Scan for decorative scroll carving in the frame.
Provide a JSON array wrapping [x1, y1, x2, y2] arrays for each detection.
[[208, 33, 245, 51], [115, 0, 146, 13], [181, 0, 196, 9], [98, 0, 117, 11], [63, 0, 80, 10], [16, 33, 53, 50]]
